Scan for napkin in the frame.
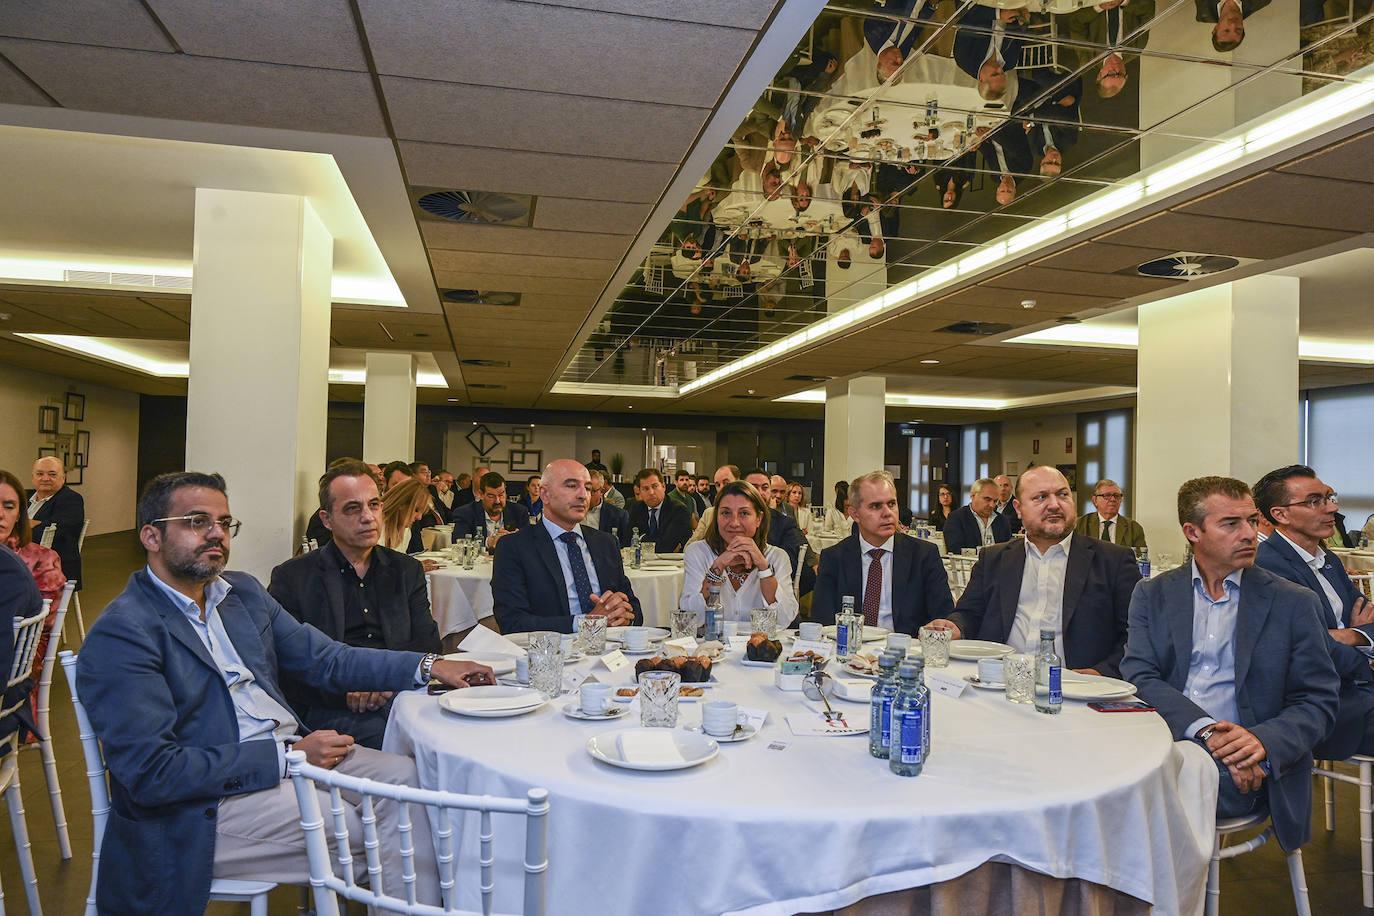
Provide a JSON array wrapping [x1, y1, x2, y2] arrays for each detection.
[[617, 731, 685, 764], [450, 694, 542, 712], [662, 637, 698, 656], [459, 626, 526, 658], [784, 712, 868, 737]]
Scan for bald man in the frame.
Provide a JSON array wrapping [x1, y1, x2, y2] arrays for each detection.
[[929, 466, 1140, 677], [993, 473, 1021, 534], [491, 459, 642, 634], [30, 457, 85, 591]]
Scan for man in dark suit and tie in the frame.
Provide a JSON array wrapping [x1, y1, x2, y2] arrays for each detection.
[[450, 471, 531, 552], [627, 468, 693, 553], [975, 121, 1033, 207], [930, 467, 1138, 677], [744, 469, 808, 573], [29, 456, 84, 592], [1063, 0, 1155, 98], [1196, 0, 1270, 52], [941, 478, 1013, 555], [1122, 475, 1338, 855], [492, 460, 642, 634], [953, 4, 1027, 101], [1253, 465, 1374, 759], [587, 469, 630, 546], [813, 471, 952, 634]]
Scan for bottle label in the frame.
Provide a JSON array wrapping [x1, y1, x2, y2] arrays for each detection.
[[1139, 560, 1150, 578], [1048, 665, 1062, 705], [836, 624, 849, 656], [880, 696, 894, 748], [899, 708, 924, 765]]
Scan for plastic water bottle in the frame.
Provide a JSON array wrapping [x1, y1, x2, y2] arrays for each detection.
[[630, 527, 643, 569], [889, 660, 925, 777], [868, 651, 903, 759], [1034, 628, 1063, 716], [704, 583, 724, 643], [299, 535, 310, 554], [1136, 547, 1151, 579], [836, 596, 859, 661]]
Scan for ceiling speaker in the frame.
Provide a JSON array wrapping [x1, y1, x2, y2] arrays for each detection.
[[415, 189, 532, 226], [1136, 252, 1241, 279]]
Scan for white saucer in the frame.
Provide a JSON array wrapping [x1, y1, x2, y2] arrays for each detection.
[[586, 727, 719, 771], [693, 723, 758, 743], [620, 646, 658, 655], [949, 640, 1014, 661], [608, 626, 670, 644], [562, 702, 629, 721], [963, 675, 1007, 691], [438, 686, 546, 718]]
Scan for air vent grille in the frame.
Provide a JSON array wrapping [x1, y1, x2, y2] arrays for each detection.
[[62, 270, 192, 290], [467, 383, 506, 390], [461, 359, 510, 368], [935, 320, 1014, 336], [1136, 252, 1241, 279], [442, 289, 522, 306], [414, 188, 533, 227]]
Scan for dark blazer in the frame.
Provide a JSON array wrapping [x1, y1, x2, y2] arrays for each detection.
[[594, 502, 631, 546], [491, 522, 643, 634], [812, 534, 954, 635], [305, 511, 333, 548], [1121, 564, 1339, 851], [1195, 0, 1270, 21], [863, 0, 935, 55], [517, 494, 543, 516], [627, 498, 694, 553], [941, 504, 1013, 555], [428, 486, 455, 524], [978, 124, 1034, 177], [30, 484, 84, 591], [454, 488, 476, 508], [450, 499, 532, 547], [75, 569, 422, 915], [927, 504, 949, 531], [768, 507, 807, 573], [948, 534, 1139, 676], [0, 547, 41, 741], [997, 500, 1022, 534], [268, 544, 441, 722], [954, 5, 1026, 79]]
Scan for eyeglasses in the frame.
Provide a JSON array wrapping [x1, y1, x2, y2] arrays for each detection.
[[1094, 492, 1124, 501], [149, 514, 242, 538], [1279, 493, 1339, 511]]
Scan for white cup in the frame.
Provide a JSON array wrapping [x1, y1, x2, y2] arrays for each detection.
[[701, 700, 738, 737], [886, 633, 911, 653], [798, 622, 822, 641], [978, 657, 1005, 684], [623, 628, 649, 652], [579, 683, 613, 715], [723, 620, 741, 639], [560, 634, 575, 656]]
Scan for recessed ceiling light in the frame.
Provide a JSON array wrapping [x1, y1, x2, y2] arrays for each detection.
[[472, 421, 477, 426], [1021, 299, 1037, 310], [920, 359, 940, 365], [529, 423, 535, 428], [747, 389, 755, 395], [447, 398, 459, 402], [641, 428, 646, 432], [627, 405, 633, 409], [586, 425, 592, 430]]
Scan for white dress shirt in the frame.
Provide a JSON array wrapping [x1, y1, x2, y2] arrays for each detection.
[[1277, 530, 1374, 653], [586, 504, 603, 530], [1009, 534, 1073, 657], [859, 533, 895, 631], [679, 541, 798, 627], [1183, 562, 1243, 738], [542, 516, 602, 617], [27, 493, 50, 517], [975, 512, 997, 547]]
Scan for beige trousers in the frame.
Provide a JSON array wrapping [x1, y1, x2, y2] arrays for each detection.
[[212, 745, 441, 905]]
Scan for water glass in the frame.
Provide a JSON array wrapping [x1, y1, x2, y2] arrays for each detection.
[[638, 671, 680, 727], [671, 608, 699, 640], [528, 631, 561, 654], [886, 633, 912, 653], [576, 615, 607, 655], [528, 646, 563, 699], [918, 626, 950, 668], [1004, 653, 1035, 705], [749, 607, 778, 639]]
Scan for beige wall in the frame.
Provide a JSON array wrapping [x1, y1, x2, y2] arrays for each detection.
[[0, 363, 140, 535], [999, 414, 1077, 480]]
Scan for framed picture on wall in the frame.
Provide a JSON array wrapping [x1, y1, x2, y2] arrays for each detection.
[[64, 391, 86, 422], [67, 465, 83, 486], [37, 446, 57, 459], [75, 429, 91, 466], [39, 405, 59, 434]]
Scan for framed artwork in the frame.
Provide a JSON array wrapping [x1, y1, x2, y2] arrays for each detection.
[[39, 405, 59, 434], [37, 446, 57, 459], [76, 430, 91, 466], [508, 449, 543, 474], [64, 391, 86, 422], [1056, 464, 1078, 492], [67, 465, 83, 486]]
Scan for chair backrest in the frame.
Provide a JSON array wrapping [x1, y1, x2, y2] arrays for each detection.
[[59, 651, 106, 916], [1352, 574, 1374, 601], [287, 750, 549, 916], [7, 600, 51, 699], [77, 519, 91, 552], [792, 544, 808, 597], [34, 583, 74, 730], [39, 522, 57, 549]]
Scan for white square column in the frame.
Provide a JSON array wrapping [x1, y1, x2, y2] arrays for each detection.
[[187, 189, 332, 580], [363, 352, 418, 464], [824, 375, 886, 489], [1135, 276, 1299, 556]]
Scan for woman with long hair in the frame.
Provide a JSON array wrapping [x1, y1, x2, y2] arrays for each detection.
[[822, 480, 852, 534], [0, 468, 67, 726], [786, 482, 813, 533], [680, 481, 798, 627], [380, 478, 431, 554], [928, 484, 955, 531]]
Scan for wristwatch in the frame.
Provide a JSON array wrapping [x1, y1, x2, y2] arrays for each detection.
[[1195, 725, 1217, 745], [419, 652, 439, 683], [757, 566, 776, 580]]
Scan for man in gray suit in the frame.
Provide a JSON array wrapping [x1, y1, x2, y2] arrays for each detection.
[[1122, 476, 1339, 853], [1075, 478, 1148, 551]]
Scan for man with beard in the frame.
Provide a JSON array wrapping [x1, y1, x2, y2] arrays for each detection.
[[75, 471, 495, 915], [928, 465, 1139, 677]]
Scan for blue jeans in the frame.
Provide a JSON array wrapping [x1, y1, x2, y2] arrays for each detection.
[[1213, 754, 1266, 820]]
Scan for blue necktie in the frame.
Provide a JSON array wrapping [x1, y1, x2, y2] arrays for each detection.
[[648, 507, 659, 539], [559, 531, 596, 615]]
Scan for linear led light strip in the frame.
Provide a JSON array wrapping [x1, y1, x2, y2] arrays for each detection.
[[775, 385, 1136, 410], [1012, 324, 1374, 365], [679, 76, 1374, 396]]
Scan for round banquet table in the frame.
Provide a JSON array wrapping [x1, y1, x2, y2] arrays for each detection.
[[1332, 548, 1374, 574], [426, 558, 686, 637], [384, 653, 1217, 916], [807, 531, 847, 556]]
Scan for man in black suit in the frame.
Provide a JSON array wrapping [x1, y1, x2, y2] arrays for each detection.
[[29, 456, 84, 591], [976, 121, 1033, 208], [493, 459, 642, 634], [269, 461, 442, 749], [812, 471, 952, 634], [1196, 0, 1270, 52], [930, 466, 1139, 677], [993, 474, 1022, 534], [586, 470, 630, 546], [953, 4, 1027, 101], [451, 471, 530, 552], [744, 469, 808, 572], [626, 468, 693, 553], [941, 478, 1013, 555], [429, 469, 457, 524], [692, 477, 712, 516]]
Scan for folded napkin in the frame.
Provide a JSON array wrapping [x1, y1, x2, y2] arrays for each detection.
[[618, 730, 685, 764], [459, 626, 527, 658], [662, 637, 698, 657], [451, 694, 542, 712]]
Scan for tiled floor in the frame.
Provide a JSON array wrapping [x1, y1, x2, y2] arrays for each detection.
[[0, 531, 1368, 914]]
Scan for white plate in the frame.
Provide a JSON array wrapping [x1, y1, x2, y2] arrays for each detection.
[[655, 552, 685, 561], [442, 653, 517, 676], [693, 723, 758, 743], [641, 560, 682, 569], [586, 727, 719, 771], [608, 626, 670, 644], [562, 702, 629, 721], [739, 657, 779, 668], [1061, 674, 1138, 701], [822, 625, 889, 643], [438, 686, 546, 718], [949, 640, 1014, 661], [963, 675, 1007, 691]]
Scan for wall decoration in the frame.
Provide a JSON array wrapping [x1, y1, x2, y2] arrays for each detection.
[[466, 424, 500, 457], [39, 405, 59, 434], [64, 391, 86, 422], [37, 446, 57, 459], [508, 449, 543, 475], [1057, 464, 1078, 492], [75, 429, 91, 467]]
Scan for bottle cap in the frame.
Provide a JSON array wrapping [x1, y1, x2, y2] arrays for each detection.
[[1039, 627, 1055, 640], [897, 660, 920, 679], [878, 652, 900, 669]]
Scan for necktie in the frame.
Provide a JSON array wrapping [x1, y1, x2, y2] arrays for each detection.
[[862, 548, 884, 626], [648, 507, 659, 539], [1102, 520, 1113, 544], [558, 531, 596, 615]]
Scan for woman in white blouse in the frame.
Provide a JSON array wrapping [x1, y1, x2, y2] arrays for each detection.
[[821, 480, 852, 535], [680, 481, 798, 627]]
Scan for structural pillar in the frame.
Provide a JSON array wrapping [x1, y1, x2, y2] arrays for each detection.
[[187, 189, 332, 580], [363, 352, 417, 464], [824, 375, 886, 490], [1135, 276, 1299, 557]]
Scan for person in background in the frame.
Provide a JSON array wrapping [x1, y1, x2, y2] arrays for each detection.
[[0, 541, 41, 744], [693, 476, 712, 516], [379, 478, 431, 554], [744, 469, 807, 573], [1075, 478, 1148, 550], [450, 471, 531, 552], [691, 465, 743, 543], [769, 475, 794, 519], [1121, 475, 1337, 856], [941, 478, 1013, 555], [953, 4, 1027, 101], [993, 474, 1021, 534], [823, 480, 852, 534], [29, 456, 83, 600], [410, 463, 432, 487], [927, 484, 954, 531], [586, 470, 629, 545], [602, 477, 627, 509], [584, 450, 609, 475], [454, 465, 489, 510], [1197, 0, 1269, 53], [430, 469, 456, 523], [786, 482, 812, 533], [669, 470, 698, 522], [627, 468, 694, 553], [382, 460, 414, 493], [366, 463, 385, 493], [517, 475, 544, 517], [680, 480, 798, 628]]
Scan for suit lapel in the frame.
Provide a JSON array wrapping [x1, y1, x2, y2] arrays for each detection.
[[1164, 568, 1195, 690], [533, 523, 566, 596], [844, 538, 864, 599], [581, 525, 612, 587], [218, 588, 296, 714], [318, 548, 347, 638], [142, 572, 220, 676], [1234, 568, 1271, 692], [1273, 537, 1338, 628], [998, 544, 1027, 635], [892, 537, 914, 631], [1061, 534, 1091, 631]]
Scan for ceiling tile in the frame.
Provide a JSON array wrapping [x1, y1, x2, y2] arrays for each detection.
[[1101, 211, 1354, 261], [1032, 241, 1176, 275], [0, 1, 172, 51], [1177, 171, 1374, 233], [428, 250, 615, 281], [1277, 128, 1374, 185], [421, 222, 632, 261], [532, 198, 652, 235], [0, 54, 53, 105], [434, 270, 606, 297], [981, 266, 1180, 299], [942, 286, 1113, 312], [145, 0, 368, 70], [531, 0, 778, 29]]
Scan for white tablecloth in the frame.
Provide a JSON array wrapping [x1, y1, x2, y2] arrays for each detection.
[[385, 655, 1217, 916], [807, 531, 848, 556], [427, 560, 685, 637], [1332, 548, 1374, 573]]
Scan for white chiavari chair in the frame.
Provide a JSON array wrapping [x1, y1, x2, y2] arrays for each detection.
[[792, 544, 808, 598], [946, 555, 976, 600], [1208, 813, 1311, 916], [1314, 755, 1374, 908], [37, 523, 56, 550], [1, 601, 52, 915], [1350, 574, 1374, 601], [288, 750, 549, 916], [30, 581, 74, 860]]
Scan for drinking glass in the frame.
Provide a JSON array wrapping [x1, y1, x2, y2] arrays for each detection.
[[528, 646, 563, 699], [528, 631, 561, 654], [577, 615, 607, 655], [1004, 653, 1035, 704], [463, 540, 476, 570], [918, 626, 950, 668], [671, 608, 699, 640], [638, 671, 680, 727], [749, 607, 778, 639]]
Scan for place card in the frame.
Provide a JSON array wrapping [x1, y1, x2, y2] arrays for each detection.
[[728, 635, 750, 652], [927, 669, 969, 698], [599, 649, 630, 673], [736, 705, 769, 732], [784, 713, 868, 737]]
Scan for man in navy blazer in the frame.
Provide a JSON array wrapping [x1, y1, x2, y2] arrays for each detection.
[[493, 459, 642, 634], [953, 5, 1026, 100], [626, 468, 694, 553], [812, 472, 953, 634], [941, 478, 1013, 555], [29, 456, 84, 591], [450, 471, 531, 551], [74, 471, 495, 915], [1122, 476, 1338, 853], [588, 469, 630, 546], [1253, 465, 1374, 759], [931, 467, 1138, 676]]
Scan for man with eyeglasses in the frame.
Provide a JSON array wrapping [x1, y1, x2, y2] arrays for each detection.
[[1075, 478, 1148, 551], [1254, 465, 1374, 760], [75, 470, 495, 915], [586, 469, 630, 546]]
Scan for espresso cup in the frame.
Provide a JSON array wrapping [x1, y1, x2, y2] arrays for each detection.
[[623, 628, 650, 652], [798, 622, 822, 641], [579, 683, 613, 715], [978, 656, 1006, 684], [701, 700, 738, 737]]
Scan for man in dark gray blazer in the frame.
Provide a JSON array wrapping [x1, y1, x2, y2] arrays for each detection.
[[587, 469, 630, 546], [1122, 476, 1339, 853], [941, 478, 1013, 555], [29, 456, 84, 591]]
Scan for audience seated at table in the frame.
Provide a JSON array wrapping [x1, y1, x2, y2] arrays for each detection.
[[1252, 464, 1374, 760], [693, 476, 713, 516], [953, 4, 1027, 101], [941, 478, 1014, 554], [930, 466, 1138, 677], [380, 478, 432, 555], [628, 467, 694, 553], [0, 468, 66, 730], [269, 460, 442, 749], [1075, 478, 1148, 550], [454, 466, 486, 509], [451, 471, 531, 552], [681, 480, 798, 628], [1198, 0, 1267, 52], [1121, 475, 1339, 854], [812, 471, 951, 635], [1063, 0, 1154, 99], [927, 484, 953, 531], [28, 456, 83, 599], [74, 470, 494, 915], [669, 469, 699, 522], [382, 459, 414, 493], [822, 480, 853, 533], [516, 474, 544, 517], [586, 469, 630, 545], [744, 469, 809, 572], [492, 459, 642, 634], [786, 481, 812, 532]]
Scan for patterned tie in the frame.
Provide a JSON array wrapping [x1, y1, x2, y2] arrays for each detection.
[[862, 548, 884, 627], [1101, 520, 1113, 544], [648, 507, 659, 539], [558, 531, 596, 615]]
